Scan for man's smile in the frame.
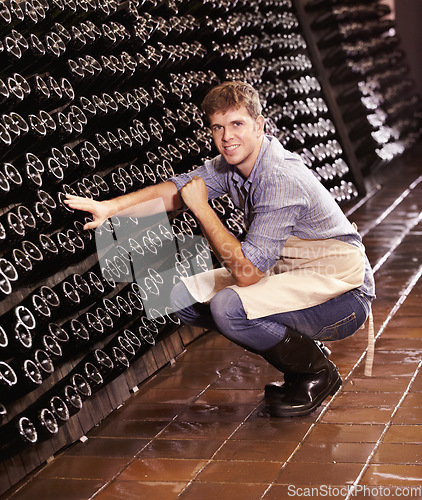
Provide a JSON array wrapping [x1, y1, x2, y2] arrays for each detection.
[[224, 144, 240, 151]]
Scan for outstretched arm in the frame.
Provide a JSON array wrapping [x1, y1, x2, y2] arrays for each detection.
[[180, 177, 265, 287], [65, 181, 182, 230]]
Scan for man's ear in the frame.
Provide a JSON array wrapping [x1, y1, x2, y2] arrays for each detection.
[[256, 115, 265, 135]]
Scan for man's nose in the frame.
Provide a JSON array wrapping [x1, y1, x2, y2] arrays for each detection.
[[222, 127, 232, 141]]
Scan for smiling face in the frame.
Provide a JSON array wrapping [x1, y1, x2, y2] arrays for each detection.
[[209, 106, 265, 178]]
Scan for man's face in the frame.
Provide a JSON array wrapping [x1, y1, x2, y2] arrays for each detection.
[[209, 106, 264, 177]]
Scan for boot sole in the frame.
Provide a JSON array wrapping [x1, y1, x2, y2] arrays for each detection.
[[265, 371, 342, 418]]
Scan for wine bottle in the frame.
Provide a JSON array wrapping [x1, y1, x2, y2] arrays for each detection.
[[33, 349, 54, 380], [49, 395, 70, 426], [82, 361, 103, 393]]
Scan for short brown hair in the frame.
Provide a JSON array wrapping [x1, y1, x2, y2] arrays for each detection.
[[201, 81, 263, 120]]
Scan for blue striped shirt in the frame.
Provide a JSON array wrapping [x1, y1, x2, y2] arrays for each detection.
[[169, 135, 375, 300]]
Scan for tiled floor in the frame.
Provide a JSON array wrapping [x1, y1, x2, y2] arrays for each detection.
[[2, 143, 422, 499]]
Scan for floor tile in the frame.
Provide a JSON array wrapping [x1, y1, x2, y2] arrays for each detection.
[[328, 391, 402, 408], [276, 462, 362, 485], [372, 443, 422, 464], [381, 327, 422, 340], [213, 439, 298, 462], [117, 458, 207, 482], [356, 362, 419, 378], [140, 439, 222, 459], [37, 455, 128, 480], [158, 421, 240, 441], [176, 403, 256, 422], [144, 373, 220, 390], [179, 482, 268, 500], [95, 480, 187, 500], [375, 338, 422, 351], [402, 393, 422, 407], [64, 437, 150, 458], [361, 464, 422, 485], [342, 377, 410, 393], [112, 403, 185, 421], [411, 373, 422, 392], [231, 420, 312, 442], [392, 407, 422, 424], [195, 460, 282, 484], [291, 442, 375, 464], [87, 420, 171, 439], [321, 407, 393, 424], [195, 389, 263, 406], [383, 425, 422, 443], [306, 424, 385, 443], [6, 479, 105, 500], [212, 372, 273, 390], [129, 387, 204, 404]]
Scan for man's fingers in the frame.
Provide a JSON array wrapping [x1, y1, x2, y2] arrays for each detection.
[[64, 194, 96, 210], [63, 194, 110, 230], [83, 220, 99, 230]]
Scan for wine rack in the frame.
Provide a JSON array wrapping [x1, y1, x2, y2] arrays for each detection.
[[295, 0, 422, 175], [0, 0, 419, 494]]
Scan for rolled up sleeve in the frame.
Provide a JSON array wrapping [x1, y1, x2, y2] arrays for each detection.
[[168, 159, 229, 201]]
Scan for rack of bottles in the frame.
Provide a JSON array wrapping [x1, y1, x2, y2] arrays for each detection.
[[212, 0, 366, 202], [0, 0, 419, 493], [295, 0, 421, 174]]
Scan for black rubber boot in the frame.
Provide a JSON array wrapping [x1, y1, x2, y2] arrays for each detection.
[[264, 341, 331, 398], [261, 328, 342, 417]]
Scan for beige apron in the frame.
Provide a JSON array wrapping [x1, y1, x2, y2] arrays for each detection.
[[181, 235, 366, 320]]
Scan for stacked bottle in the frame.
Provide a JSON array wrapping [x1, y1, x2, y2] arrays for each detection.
[[305, 0, 421, 172], [0, 0, 220, 467]]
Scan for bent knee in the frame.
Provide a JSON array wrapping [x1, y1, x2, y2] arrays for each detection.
[[210, 288, 244, 328]]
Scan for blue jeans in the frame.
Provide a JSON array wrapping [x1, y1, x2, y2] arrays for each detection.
[[170, 281, 371, 353]]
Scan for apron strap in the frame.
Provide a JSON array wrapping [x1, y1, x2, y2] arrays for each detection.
[[364, 305, 375, 377]]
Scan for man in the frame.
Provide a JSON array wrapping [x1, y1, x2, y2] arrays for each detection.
[[65, 81, 375, 418]]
